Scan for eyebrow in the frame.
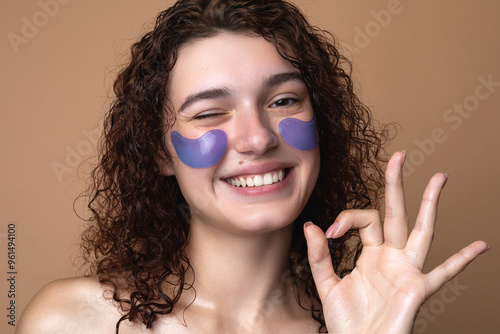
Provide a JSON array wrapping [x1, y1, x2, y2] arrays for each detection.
[[178, 87, 232, 113], [262, 71, 305, 90], [177, 71, 305, 113]]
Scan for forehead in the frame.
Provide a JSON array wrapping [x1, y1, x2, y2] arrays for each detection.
[[168, 32, 298, 107]]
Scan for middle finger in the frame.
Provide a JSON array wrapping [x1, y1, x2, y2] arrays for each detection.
[[383, 151, 409, 249]]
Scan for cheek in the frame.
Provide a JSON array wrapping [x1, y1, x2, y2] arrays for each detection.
[[302, 147, 321, 179], [278, 114, 319, 151], [170, 130, 228, 168], [175, 168, 214, 206]]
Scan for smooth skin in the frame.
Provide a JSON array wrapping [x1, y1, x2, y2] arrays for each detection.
[[305, 151, 489, 333]]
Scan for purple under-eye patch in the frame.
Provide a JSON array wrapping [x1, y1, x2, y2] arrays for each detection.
[[278, 114, 319, 150], [171, 114, 317, 169], [171, 129, 228, 168]]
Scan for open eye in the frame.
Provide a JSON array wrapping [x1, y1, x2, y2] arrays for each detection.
[[270, 98, 299, 108]]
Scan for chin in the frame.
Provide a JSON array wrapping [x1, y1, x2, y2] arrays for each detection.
[[221, 208, 300, 236]]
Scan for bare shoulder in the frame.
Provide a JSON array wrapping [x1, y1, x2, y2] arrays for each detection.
[[16, 276, 120, 334]]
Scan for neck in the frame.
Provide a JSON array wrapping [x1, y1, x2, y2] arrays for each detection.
[[180, 217, 300, 323]]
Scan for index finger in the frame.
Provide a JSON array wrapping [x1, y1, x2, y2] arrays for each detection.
[[327, 209, 383, 247]]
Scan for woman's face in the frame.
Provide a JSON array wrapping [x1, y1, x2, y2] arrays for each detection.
[[165, 32, 320, 235]]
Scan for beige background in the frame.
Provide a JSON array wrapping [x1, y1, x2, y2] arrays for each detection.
[[1, 0, 499, 333]]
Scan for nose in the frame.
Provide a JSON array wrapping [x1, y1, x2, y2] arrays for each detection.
[[232, 107, 279, 156]]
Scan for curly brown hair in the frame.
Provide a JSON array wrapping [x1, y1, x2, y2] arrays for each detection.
[[81, 0, 389, 332]]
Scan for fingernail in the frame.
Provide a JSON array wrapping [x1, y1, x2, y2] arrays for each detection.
[[401, 150, 407, 168], [303, 221, 313, 235], [479, 246, 491, 255], [325, 222, 339, 238], [442, 173, 449, 188]]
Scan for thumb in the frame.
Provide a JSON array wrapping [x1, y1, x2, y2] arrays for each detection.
[[304, 222, 341, 300]]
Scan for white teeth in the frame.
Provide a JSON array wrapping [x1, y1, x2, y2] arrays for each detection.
[[239, 177, 246, 187], [226, 169, 286, 188], [273, 173, 279, 183], [263, 173, 273, 185], [246, 177, 254, 187], [254, 175, 263, 186]]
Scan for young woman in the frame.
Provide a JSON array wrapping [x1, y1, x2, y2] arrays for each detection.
[[16, 0, 488, 333]]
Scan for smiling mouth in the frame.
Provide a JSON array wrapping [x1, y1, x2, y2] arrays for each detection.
[[225, 169, 288, 188]]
